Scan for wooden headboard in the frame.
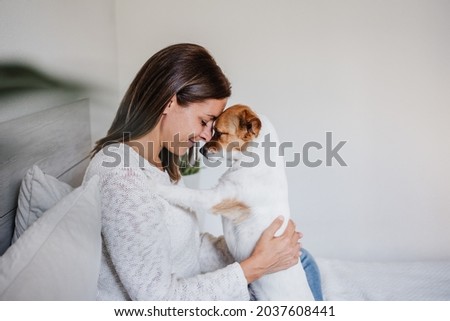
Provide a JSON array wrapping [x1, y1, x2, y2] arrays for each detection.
[[0, 99, 92, 255]]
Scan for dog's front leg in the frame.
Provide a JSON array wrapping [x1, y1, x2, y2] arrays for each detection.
[[152, 183, 225, 213], [153, 184, 250, 223]]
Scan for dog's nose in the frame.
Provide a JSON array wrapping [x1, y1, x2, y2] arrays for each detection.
[[199, 146, 208, 158]]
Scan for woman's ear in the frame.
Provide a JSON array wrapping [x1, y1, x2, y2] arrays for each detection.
[[163, 95, 177, 115]]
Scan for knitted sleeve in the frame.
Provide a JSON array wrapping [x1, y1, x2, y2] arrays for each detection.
[[99, 167, 250, 301]]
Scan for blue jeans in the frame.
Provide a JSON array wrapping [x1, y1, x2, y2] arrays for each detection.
[[250, 248, 323, 300], [301, 248, 323, 301]]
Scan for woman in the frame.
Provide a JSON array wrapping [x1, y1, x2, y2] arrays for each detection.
[[85, 43, 322, 300]]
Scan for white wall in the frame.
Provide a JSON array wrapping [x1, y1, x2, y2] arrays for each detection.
[[6, 0, 445, 262], [115, 0, 450, 261], [0, 0, 119, 142]]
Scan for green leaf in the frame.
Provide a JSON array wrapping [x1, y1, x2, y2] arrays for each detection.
[[179, 153, 201, 176]]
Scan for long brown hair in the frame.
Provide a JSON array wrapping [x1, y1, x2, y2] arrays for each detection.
[[91, 43, 231, 182]]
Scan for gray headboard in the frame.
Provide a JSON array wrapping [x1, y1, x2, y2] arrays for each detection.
[[0, 99, 92, 255]]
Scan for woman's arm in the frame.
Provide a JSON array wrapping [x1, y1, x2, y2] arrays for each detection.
[[199, 216, 302, 284], [240, 217, 302, 283]]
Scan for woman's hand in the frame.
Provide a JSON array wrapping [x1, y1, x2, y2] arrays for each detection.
[[239, 216, 302, 284]]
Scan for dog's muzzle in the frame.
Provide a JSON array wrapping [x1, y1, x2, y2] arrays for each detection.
[[199, 145, 208, 158], [200, 144, 222, 160], [199, 146, 216, 160]]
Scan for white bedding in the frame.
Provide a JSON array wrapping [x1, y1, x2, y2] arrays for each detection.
[[317, 258, 450, 300]]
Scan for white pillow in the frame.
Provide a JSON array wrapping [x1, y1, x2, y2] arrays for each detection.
[[13, 165, 74, 242], [0, 175, 101, 300]]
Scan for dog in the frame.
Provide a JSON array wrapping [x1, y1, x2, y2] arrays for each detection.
[[153, 104, 314, 300]]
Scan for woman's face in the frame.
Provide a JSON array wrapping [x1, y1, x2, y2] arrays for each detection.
[[160, 97, 227, 156]]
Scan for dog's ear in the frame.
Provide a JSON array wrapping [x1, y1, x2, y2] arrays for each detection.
[[239, 108, 262, 141]]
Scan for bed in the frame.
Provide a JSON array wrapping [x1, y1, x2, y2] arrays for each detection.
[[317, 257, 450, 300], [0, 99, 449, 301]]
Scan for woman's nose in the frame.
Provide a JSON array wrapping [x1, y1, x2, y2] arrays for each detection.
[[199, 124, 213, 142]]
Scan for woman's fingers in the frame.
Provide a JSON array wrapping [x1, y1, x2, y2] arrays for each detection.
[[262, 216, 285, 238], [281, 219, 295, 239], [245, 217, 306, 279], [291, 231, 302, 246]]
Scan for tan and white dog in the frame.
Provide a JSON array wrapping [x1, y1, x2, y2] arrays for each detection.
[[154, 104, 314, 300]]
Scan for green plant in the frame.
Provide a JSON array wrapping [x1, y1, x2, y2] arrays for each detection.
[[179, 149, 201, 176]]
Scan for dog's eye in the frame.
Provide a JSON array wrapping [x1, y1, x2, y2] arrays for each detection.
[[214, 131, 227, 137]]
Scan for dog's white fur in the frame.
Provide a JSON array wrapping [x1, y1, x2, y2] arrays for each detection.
[[153, 112, 314, 301]]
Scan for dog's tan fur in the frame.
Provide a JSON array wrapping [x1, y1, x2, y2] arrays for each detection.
[[211, 198, 251, 224]]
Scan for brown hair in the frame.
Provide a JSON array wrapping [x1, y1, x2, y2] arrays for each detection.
[[91, 43, 231, 182]]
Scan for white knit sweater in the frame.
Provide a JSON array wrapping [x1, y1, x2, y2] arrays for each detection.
[[83, 143, 250, 300]]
